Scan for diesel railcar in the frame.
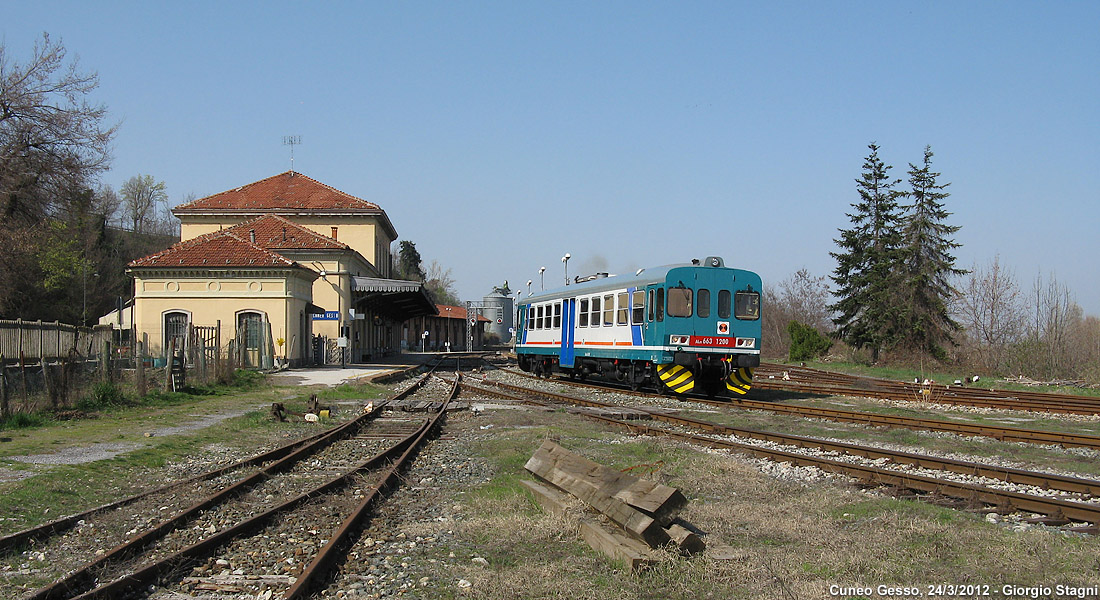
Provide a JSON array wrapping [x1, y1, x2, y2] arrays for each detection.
[[515, 256, 761, 397]]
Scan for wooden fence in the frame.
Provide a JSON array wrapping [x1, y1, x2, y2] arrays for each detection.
[[0, 319, 112, 361]]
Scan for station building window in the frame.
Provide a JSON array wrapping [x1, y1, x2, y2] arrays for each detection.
[[163, 311, 189, 353]]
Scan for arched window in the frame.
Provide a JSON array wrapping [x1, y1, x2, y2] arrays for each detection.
[[236, 310, 265, 367], [163, 311, 189, 354]]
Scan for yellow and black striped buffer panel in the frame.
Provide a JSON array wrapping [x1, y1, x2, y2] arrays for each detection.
[[726, 367, 754, 395], [657, 364, 694, 394]]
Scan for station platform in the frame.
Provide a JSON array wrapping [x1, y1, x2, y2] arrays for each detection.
[[267, 351, 501, 388]]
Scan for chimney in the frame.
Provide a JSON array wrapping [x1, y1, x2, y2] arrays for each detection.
[[331, 226, 338, 241], [282, 226, 287, 241], [249, 229, 256, 244]]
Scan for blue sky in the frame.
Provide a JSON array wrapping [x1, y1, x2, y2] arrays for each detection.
[[5, 1, 1098, 316]]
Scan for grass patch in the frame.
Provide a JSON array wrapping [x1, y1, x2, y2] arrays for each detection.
[[0, 412, 52, 431]]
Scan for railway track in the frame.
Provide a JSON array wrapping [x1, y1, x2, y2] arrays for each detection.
[[467, 374, 1100, 532], [755, 363, 1100, 416], [7, 368, 457, 600], [499, 367, 1100, 451]]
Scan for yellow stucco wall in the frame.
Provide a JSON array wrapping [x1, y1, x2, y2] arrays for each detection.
[[177, 215, 393, 276], [132, 270, 315, 363]]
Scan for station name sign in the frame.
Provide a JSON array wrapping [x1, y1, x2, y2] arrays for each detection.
[[312, 311, 340, 321]]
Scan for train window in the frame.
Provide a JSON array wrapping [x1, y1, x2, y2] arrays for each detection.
[[536, 305, 543, 329], [527, 305, 534, 330], [718, 290, 731, 319], [697, 288, 711, 318], [603, 295, 614, 326], [656, 288, 664, 321], [647, 290, 654, 321], [579, 299, 589, 327], [667, 287, 693, 317], [553, 302, 562, 328], [735, 291, 761, 320], [632, 291, 645, 324], [590, 297, 601, 327]]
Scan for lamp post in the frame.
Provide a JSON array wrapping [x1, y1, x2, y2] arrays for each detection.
[[538, 266, 546, 290], [527, 280, 533, 297], [562, 253, 571, 285]]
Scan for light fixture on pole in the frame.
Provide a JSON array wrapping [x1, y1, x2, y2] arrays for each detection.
[[538, 266, 546, 290], [562, 253, 571, 285], [527, 280, 533, 297]]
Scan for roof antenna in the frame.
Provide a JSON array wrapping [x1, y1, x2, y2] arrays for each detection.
[[282, 135, 301, 174]]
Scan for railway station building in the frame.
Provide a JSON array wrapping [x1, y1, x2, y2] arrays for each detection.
[[126, 171, 437, 366], [402, 304, 490, 352]]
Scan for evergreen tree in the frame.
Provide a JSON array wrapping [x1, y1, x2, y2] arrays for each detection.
[[829, 143, 905, 362], [898, 146, 965, 358], [397, 240, 425, 281]]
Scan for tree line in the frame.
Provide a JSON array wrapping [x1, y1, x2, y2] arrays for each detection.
[[1, 34, 180, 325], [764, 142, 1097, 383]]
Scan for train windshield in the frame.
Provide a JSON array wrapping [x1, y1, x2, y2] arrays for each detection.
[[735, 291, 760, 320]]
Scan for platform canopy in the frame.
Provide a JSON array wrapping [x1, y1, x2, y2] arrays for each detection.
[[351, 277, 438, 320]]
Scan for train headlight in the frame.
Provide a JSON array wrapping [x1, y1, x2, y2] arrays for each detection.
[[736, 337, 756, 348], [670, 335, 690, 345]]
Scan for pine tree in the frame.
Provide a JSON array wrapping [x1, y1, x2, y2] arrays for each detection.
[[829, 143, 905, 362], [898, 146, 965, 358]]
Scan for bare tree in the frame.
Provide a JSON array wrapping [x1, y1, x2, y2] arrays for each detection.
[[120, 173, 167, 233], [760, 269, 832, 359], [1030, 271, 1080, 379], [779, 268, 832, 332], [959, 257, 1026, 346], [955, 256, 1026, 371], [424, 260, 460, 306], [1, 33, 116, 222]]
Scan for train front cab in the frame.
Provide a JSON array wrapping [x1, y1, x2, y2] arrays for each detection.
[[645, 263, 761, 397]]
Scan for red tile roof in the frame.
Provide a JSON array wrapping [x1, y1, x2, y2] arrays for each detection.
[[128, 229, 305, 269], [434, 304, 491, 322], [224, 215, 349, 250], [173, 171, 381, 213]]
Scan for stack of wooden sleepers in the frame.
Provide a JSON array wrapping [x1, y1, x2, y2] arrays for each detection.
[[522, 440, 704, 571]]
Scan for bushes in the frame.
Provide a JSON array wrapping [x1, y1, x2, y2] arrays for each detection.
[[76, 381, 129, 411], [0, 411, 51, 430], [788, 321, 833, 362]]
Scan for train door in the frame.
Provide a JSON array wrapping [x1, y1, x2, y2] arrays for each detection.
[[560, 298, 576, 368], [692, 269, 723, 343], [517, 304, 528, 344], [643, 284, 662, 346], [664, 281, 694, 341]]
